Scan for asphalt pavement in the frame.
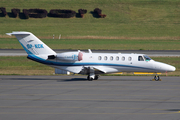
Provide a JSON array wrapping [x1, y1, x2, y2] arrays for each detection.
[[0, 75, 180, 120]]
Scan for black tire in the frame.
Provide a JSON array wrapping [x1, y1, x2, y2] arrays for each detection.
[[94, 75, 99, 80], [154, 76, 160, 81], [87, 75, 90, 80], [87, 75, 93, 81]]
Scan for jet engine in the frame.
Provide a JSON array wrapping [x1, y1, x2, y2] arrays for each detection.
[[56, 52, 83, 61]]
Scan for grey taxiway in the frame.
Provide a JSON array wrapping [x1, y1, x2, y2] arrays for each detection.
[[0, 75, 180, 120]]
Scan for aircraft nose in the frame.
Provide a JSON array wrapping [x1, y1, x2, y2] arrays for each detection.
[[154, 61, 176, 72], [161, 63, 176, 72], [167, 65, 176, 72]]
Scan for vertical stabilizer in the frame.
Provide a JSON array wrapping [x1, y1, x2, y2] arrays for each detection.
[[6, 31, 56, 57]]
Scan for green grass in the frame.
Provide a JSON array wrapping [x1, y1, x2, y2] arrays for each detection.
[[0, 38, 179, 50], [0, 56, 54, 75], [0, 56, 179, 76], [0, 0, 180, 38], [0, 0, 180, 50]]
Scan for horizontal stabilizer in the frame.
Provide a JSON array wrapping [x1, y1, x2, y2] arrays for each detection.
[[6, 31, 30, 36]]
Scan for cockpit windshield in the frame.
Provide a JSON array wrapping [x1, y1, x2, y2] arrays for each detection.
[[143, 55, 152, 61]]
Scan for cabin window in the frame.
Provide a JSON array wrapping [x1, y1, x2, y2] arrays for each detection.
[[128, 57, 132, 61], [98, 56, 102, 60], [104, 56, 108, 60], [138, 56, 144, 61], [122, 56, 125, 61], [116, 56, 119, 61], [110, 56, 113, 61]]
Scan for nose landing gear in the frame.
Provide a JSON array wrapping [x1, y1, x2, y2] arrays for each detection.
[[153, 75, 162, 81]]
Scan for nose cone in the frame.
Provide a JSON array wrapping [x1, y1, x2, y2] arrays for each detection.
[[154, 61, 176, 72], [168, 65, 176, 72]]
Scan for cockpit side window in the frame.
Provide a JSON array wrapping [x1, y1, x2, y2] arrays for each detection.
[[138, 56, 144, 61], [144, 55, 152, 61]]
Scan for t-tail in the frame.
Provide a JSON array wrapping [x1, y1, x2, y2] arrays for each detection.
[[6, 31, 57, 60]]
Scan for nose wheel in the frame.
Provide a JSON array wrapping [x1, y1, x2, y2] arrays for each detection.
[[153, 75, 162, 81]]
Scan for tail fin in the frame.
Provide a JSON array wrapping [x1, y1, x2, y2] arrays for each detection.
[[6, 31, 56, 58]]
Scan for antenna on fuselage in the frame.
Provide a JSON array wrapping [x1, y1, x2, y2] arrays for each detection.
[[88, 49, 92, 53]]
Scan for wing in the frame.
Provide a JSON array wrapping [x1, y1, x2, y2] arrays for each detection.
[[56, 66, 83, 74], [93, 66, 119, 73]]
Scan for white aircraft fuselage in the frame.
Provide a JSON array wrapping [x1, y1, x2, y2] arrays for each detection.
[[7, 32, 176, 81]]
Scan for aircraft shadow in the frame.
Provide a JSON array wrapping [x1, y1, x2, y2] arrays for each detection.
[[0, 76, 88, 82], [0, 76, 154, 82], [58, 78, 88, 82], [166, 109, 180, 111], [0, 77, 53, 81]]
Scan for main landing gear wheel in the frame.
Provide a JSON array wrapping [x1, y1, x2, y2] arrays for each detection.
[[87, 75, 99, 81], [94, 75, 99, 80], [87, 75, 93, 81]]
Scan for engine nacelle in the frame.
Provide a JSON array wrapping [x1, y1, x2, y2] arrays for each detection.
[[56, 52, 83, 61]]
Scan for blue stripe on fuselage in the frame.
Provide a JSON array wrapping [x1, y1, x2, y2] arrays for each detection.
[[27, 54, 154, 70]]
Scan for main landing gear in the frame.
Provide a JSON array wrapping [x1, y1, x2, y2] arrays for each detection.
[[87, 75, 99, 81], [86, 67, 100, 81]]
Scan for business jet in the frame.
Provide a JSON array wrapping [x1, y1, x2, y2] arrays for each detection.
[[7, 31, 176, 81]]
